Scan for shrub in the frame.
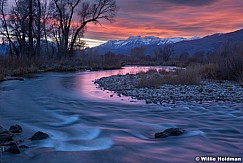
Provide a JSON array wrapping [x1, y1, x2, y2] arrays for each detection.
[[199, 63, 219, 79], [214, 42, 243, 81], [136, 67, 201, 88], [171, 67, 201, 85], [218, 55, 243, 81], [136, 72, 163, 88]]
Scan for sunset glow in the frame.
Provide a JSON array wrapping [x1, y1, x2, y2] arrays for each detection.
[[84, 0, 243, 46]]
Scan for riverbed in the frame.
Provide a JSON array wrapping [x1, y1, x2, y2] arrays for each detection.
[[0, 66, 242, 163]]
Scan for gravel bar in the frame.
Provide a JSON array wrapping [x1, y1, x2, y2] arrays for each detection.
[[94, 74, 243, 104]]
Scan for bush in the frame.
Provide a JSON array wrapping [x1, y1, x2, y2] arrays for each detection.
[[186, 42, 243, 83], [199, 63, 219, 79], [136, 72, 164, 88], [136, 67, 201, 88], [218, 55, 243, 81], [171, 67, 201, 85], [0, 52, 123, 78], [204, 42, 243, 82]]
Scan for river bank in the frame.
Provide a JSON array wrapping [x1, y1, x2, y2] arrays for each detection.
[[0, 54, 124, 82], [95, 74, 243, 104], [0, 64, 122, 82]]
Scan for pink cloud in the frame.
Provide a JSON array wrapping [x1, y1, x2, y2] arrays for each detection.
[[84, 0, 243, 41]]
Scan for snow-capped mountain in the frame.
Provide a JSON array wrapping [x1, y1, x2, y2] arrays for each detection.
[[98, 36, 199, 49], [92, 29, 243, 55], [93, 35, 200, 55]]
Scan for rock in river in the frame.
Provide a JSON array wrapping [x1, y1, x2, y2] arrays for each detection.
[[0, 131, 13, 143], [6, 143, 20, 154], [30, 131, 49, 141], [9, 124, 23, 134], [155, 128, 186, 139]]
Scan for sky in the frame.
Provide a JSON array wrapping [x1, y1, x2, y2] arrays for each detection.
[[84, 0, 243, 47]]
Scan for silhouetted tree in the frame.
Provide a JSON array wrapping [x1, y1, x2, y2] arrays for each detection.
[[28, 0, 34, 56], [130, 46, 146, 58], [0, 0, 118, 59], [0, 0, 18, 55], [0, 0, 48, 57], [153, 44, 174, 64], [49, 0, 118, 57]]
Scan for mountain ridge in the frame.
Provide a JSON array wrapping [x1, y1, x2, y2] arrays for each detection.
[[94, 35, 200, 54], [92, 29, 243, 55]]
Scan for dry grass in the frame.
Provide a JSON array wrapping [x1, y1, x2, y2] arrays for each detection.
[[198, 55, 243, 82], [199, 63, 219, 79], [170, 67, 201, 85], [0, 53, 122, 80], [137, 72, 164, 88], [136, 58, 243, 89], [219, 56, 243, 81], [0, 56, 42, 77], [136, 67, 201, 88]]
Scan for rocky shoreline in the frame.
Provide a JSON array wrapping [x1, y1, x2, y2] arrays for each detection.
[[94, 74, 243, 104], [0, 124, 49, 154]]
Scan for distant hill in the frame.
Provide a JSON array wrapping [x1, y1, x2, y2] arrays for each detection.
[[93, 36, 200, 55], [172, 29, 243, 55], [92, 29, 243, 55]]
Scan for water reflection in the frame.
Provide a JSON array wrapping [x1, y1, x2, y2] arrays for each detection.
[[75, 66, 174, 103]]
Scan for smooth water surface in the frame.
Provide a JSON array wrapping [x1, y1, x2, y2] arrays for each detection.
[[0, 66, 242, 163]]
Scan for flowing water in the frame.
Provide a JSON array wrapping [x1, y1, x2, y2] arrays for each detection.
[[0, 66, 242, 163]]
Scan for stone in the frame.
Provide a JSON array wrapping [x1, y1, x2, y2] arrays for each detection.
[[95, 74, 243, 104], [0, 131, 13, 143], [146, 99, 152, 104], [30, 131, 49, 141], [6, 143, 20, 154], [9, 125, 23, 134], [155, 128, 186, 139]]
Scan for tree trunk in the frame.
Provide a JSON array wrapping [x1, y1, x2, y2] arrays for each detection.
[[69, 25, 85, 55], [36, 0, 41, 56], [28, 0, 34, 57]]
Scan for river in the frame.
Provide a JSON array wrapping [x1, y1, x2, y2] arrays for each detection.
[[0, 66, 242, 163]]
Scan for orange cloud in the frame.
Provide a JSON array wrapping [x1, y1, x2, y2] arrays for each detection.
[[83, 0, 243, 42]]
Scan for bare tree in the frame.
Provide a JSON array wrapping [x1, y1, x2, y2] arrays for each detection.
[[130, 46, 146, 60], [41, 0, 50, 54], [154, 44, 174, 64], [0, 0, 51, 57], [0, 0, 118, 59], [0, 0, 17, 55], [28, 0, 34, 56], [35, 0, 41, 56], [9, 0, 32, 56], [49, 0, 118, 57]]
